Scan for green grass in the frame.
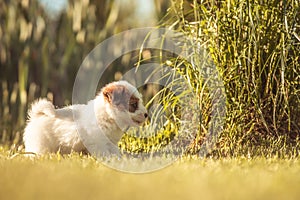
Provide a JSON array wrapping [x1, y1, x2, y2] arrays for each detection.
[[162, 0, 300, 153], [1, 148, 300, 200]]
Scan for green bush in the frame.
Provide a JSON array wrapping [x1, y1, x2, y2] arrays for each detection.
[[162, 0, 300, 156]]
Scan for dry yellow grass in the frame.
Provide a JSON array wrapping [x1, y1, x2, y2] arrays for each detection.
[[0, 149, 299, 200]]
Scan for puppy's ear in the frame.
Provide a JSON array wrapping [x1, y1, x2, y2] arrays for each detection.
[[103, 86, 113, 103], [103, 85, 128, 105]]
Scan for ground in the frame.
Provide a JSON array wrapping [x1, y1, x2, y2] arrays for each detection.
[[0, 148, 299, 200]]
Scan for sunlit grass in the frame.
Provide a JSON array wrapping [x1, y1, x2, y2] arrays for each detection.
[[1, 148, 300, 200]]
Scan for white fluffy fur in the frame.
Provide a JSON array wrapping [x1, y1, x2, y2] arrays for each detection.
[[23, 81, 147, 156]]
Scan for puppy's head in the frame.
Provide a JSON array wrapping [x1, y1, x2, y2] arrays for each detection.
[[101, 81, 148, 129]]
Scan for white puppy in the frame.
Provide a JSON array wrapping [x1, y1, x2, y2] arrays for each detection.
[[23, 81, 148, 156]]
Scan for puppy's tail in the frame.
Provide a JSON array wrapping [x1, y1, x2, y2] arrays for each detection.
[[28, 99, 56, 119]]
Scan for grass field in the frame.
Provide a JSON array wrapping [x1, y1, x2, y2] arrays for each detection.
[[1, 148, 299, 200], [1, 1, 299, 199]]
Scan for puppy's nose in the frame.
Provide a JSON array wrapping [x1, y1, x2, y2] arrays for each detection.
[[144, 113, 148, 118]]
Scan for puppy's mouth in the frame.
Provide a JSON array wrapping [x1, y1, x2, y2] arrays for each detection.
[[132, 118, 145, 125], [132, 119, 144, 125]]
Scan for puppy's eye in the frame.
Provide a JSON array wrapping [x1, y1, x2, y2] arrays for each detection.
[[131, 102, 137, 109], [129, 102, 138, 112]]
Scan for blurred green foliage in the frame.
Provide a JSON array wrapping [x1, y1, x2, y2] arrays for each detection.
[[0, 0, 168, 145]]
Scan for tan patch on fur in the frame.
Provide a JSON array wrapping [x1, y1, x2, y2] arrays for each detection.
[[102, 84, 139, 112]]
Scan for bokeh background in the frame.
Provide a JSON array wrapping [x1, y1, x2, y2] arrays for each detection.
[[0, 0, 299, 156], [0, 0, 169, 145]]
